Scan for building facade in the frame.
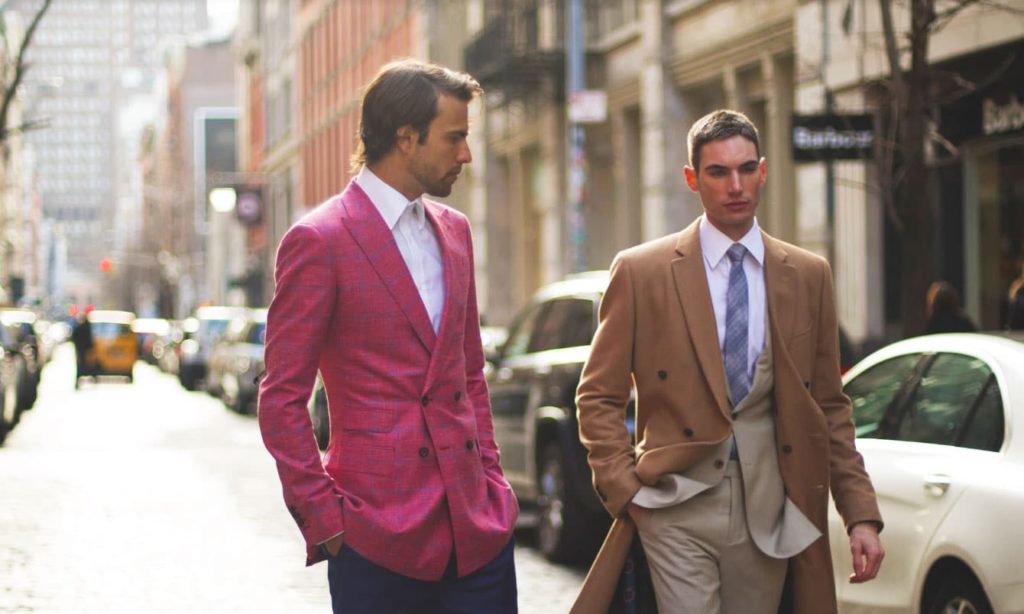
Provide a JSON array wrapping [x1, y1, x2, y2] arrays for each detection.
[[11, 0, 207, 311]]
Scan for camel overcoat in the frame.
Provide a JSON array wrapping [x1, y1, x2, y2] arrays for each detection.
[[572, 220, 882, 613]]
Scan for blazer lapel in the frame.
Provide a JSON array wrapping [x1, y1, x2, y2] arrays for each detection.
[[340, 181, 436, 352], [670, 220, 730, 418], [422, 202, 469, 381], [763, 232, 797, 354]]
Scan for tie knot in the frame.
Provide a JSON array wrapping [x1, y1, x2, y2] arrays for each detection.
[[727, 243, 747, 265]]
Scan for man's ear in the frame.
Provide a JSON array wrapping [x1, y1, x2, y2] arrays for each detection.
[[395, 125, 416, 153], [684, 165, 699, 192]]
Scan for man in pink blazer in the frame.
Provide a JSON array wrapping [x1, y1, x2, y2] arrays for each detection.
[[258, 59, 518, 613]]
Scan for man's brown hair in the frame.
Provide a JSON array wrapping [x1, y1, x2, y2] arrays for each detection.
[[687, 109, 761, 174], [351, 59, 482, 171]]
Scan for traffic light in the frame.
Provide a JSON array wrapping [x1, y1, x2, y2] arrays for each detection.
[[99, 257, 112, 273]]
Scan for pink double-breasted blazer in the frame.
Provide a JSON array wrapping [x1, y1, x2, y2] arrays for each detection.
[[258, 180, 518, 581]]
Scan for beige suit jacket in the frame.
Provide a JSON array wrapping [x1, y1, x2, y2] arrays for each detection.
[[573, 219, 882, 613]]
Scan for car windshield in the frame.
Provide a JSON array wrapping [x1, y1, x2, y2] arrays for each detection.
[[92, 322, 132, 339]]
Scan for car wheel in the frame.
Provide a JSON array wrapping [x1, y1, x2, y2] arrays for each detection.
[[537, 441, 588, 564], [923, 574, 993, 614]]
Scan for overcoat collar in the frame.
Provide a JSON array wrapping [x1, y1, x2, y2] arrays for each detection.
[[669, 219, 797, 417]]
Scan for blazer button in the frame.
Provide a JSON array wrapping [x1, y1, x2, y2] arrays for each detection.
[[421, 395, 430, 406], [714, 459, 725, 469], [465, 439, 474, 450], [782, 444, 793, 454], [657, 370, 667, 380], [683, 427, 694, 437], [455, 391, 462, 401], [419, 447, 429, 458]]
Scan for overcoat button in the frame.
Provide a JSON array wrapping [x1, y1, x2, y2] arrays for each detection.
[[714, 459, 725, 469], [455, 391, 462, 401], [657, 370, 667, 380], [419, 447, 429, 458], [466, 440, 474, 450], [683, 428, 694, 437], [421, 396, 430, 406], [782, 444, 793, 454], [804, 381, 811, 389]]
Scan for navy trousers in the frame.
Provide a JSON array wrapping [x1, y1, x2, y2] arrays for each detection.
[[327, 538, 517, 613]]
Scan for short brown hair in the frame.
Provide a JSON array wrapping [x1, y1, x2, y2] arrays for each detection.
[[687, 109, 761, 174], [351, 59, 482, 170]]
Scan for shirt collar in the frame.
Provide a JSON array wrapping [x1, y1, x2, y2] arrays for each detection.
[[355, 166, 424, 230], [699, 214, 765, 269]]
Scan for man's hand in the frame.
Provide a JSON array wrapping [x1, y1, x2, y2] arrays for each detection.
[[323, 533, 345, 557], [848, 522, 884, 583]]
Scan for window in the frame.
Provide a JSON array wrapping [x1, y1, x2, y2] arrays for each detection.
[[502, 302, 547, 359], [844, 354, 921, 438], [528, 298, 595, 352], [958, 378, 1005, 452], [895, 353, 998, 447]]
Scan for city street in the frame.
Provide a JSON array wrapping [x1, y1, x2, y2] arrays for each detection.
[[0, 345, 585, 613]]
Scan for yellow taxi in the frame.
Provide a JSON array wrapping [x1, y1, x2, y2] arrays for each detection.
[[80, 310, 137, 385]]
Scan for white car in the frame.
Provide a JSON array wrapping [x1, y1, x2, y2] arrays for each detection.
[[828, 332, 1024, 614]]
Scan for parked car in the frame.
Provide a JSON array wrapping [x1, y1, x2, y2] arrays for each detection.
[[131, 317, 171, 365], [0, 325, 27, 444], [829, 332, 1024, 614], [177, 306, 248, 391], [152, 320, 183, 374], [77, 310, 137, 387], [487, 271, 629, 563], [207, 309, 266, 414], [0, 308, 42, 412]]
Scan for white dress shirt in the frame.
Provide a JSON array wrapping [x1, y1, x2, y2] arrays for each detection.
[[699, 214, 766, 382], [356, 166, 445, 333]]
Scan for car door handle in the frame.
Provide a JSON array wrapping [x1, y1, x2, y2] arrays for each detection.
[[923, 474, 952, 497]]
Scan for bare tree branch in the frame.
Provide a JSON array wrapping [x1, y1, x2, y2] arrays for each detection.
[[0, 0, 55, 143]]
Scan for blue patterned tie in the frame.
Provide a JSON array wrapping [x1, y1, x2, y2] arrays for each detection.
[[724, 243, 750, 408]]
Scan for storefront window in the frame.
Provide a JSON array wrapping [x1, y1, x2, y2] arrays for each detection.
[[973, 142, 1024, 329]]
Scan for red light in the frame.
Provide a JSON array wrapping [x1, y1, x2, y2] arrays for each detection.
[[99, 257, 112, 273]]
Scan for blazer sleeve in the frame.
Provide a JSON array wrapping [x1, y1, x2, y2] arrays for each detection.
[[576, 254, 643, 517], [461, 222, 505, 479], [258, 222, 345, 547], [812, 259, 883, 532]]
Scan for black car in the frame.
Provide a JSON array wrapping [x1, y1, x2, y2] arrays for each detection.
[[487, 271, 633, 564]]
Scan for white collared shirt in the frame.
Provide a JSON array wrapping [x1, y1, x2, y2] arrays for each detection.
[[699, 214, 766, 380], [356, 166, 445, 333]]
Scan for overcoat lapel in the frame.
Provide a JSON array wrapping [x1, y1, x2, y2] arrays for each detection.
[[340, 182, 437, 352], [763, 232, 797, 348], [670, 221, 730, 418]]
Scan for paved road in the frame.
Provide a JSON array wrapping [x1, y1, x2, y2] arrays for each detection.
[[0, 345, 584, 613]]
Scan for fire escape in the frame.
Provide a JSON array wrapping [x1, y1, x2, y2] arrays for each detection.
[[463, 0, 565, 101]]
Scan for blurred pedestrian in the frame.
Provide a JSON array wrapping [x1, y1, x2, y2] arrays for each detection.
[[1007, 271, 1024, 330], [925, 281, 976, 334], [70, 309, 94, 389], [257, 59, 518, 614], [573, 109, 883, 614]]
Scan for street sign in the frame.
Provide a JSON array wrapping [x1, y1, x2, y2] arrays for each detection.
[[792, 113, 875, 161], [568, 90, 607, 124]]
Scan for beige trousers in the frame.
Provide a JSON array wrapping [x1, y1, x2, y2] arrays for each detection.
[[632, 461, 788, 614]]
